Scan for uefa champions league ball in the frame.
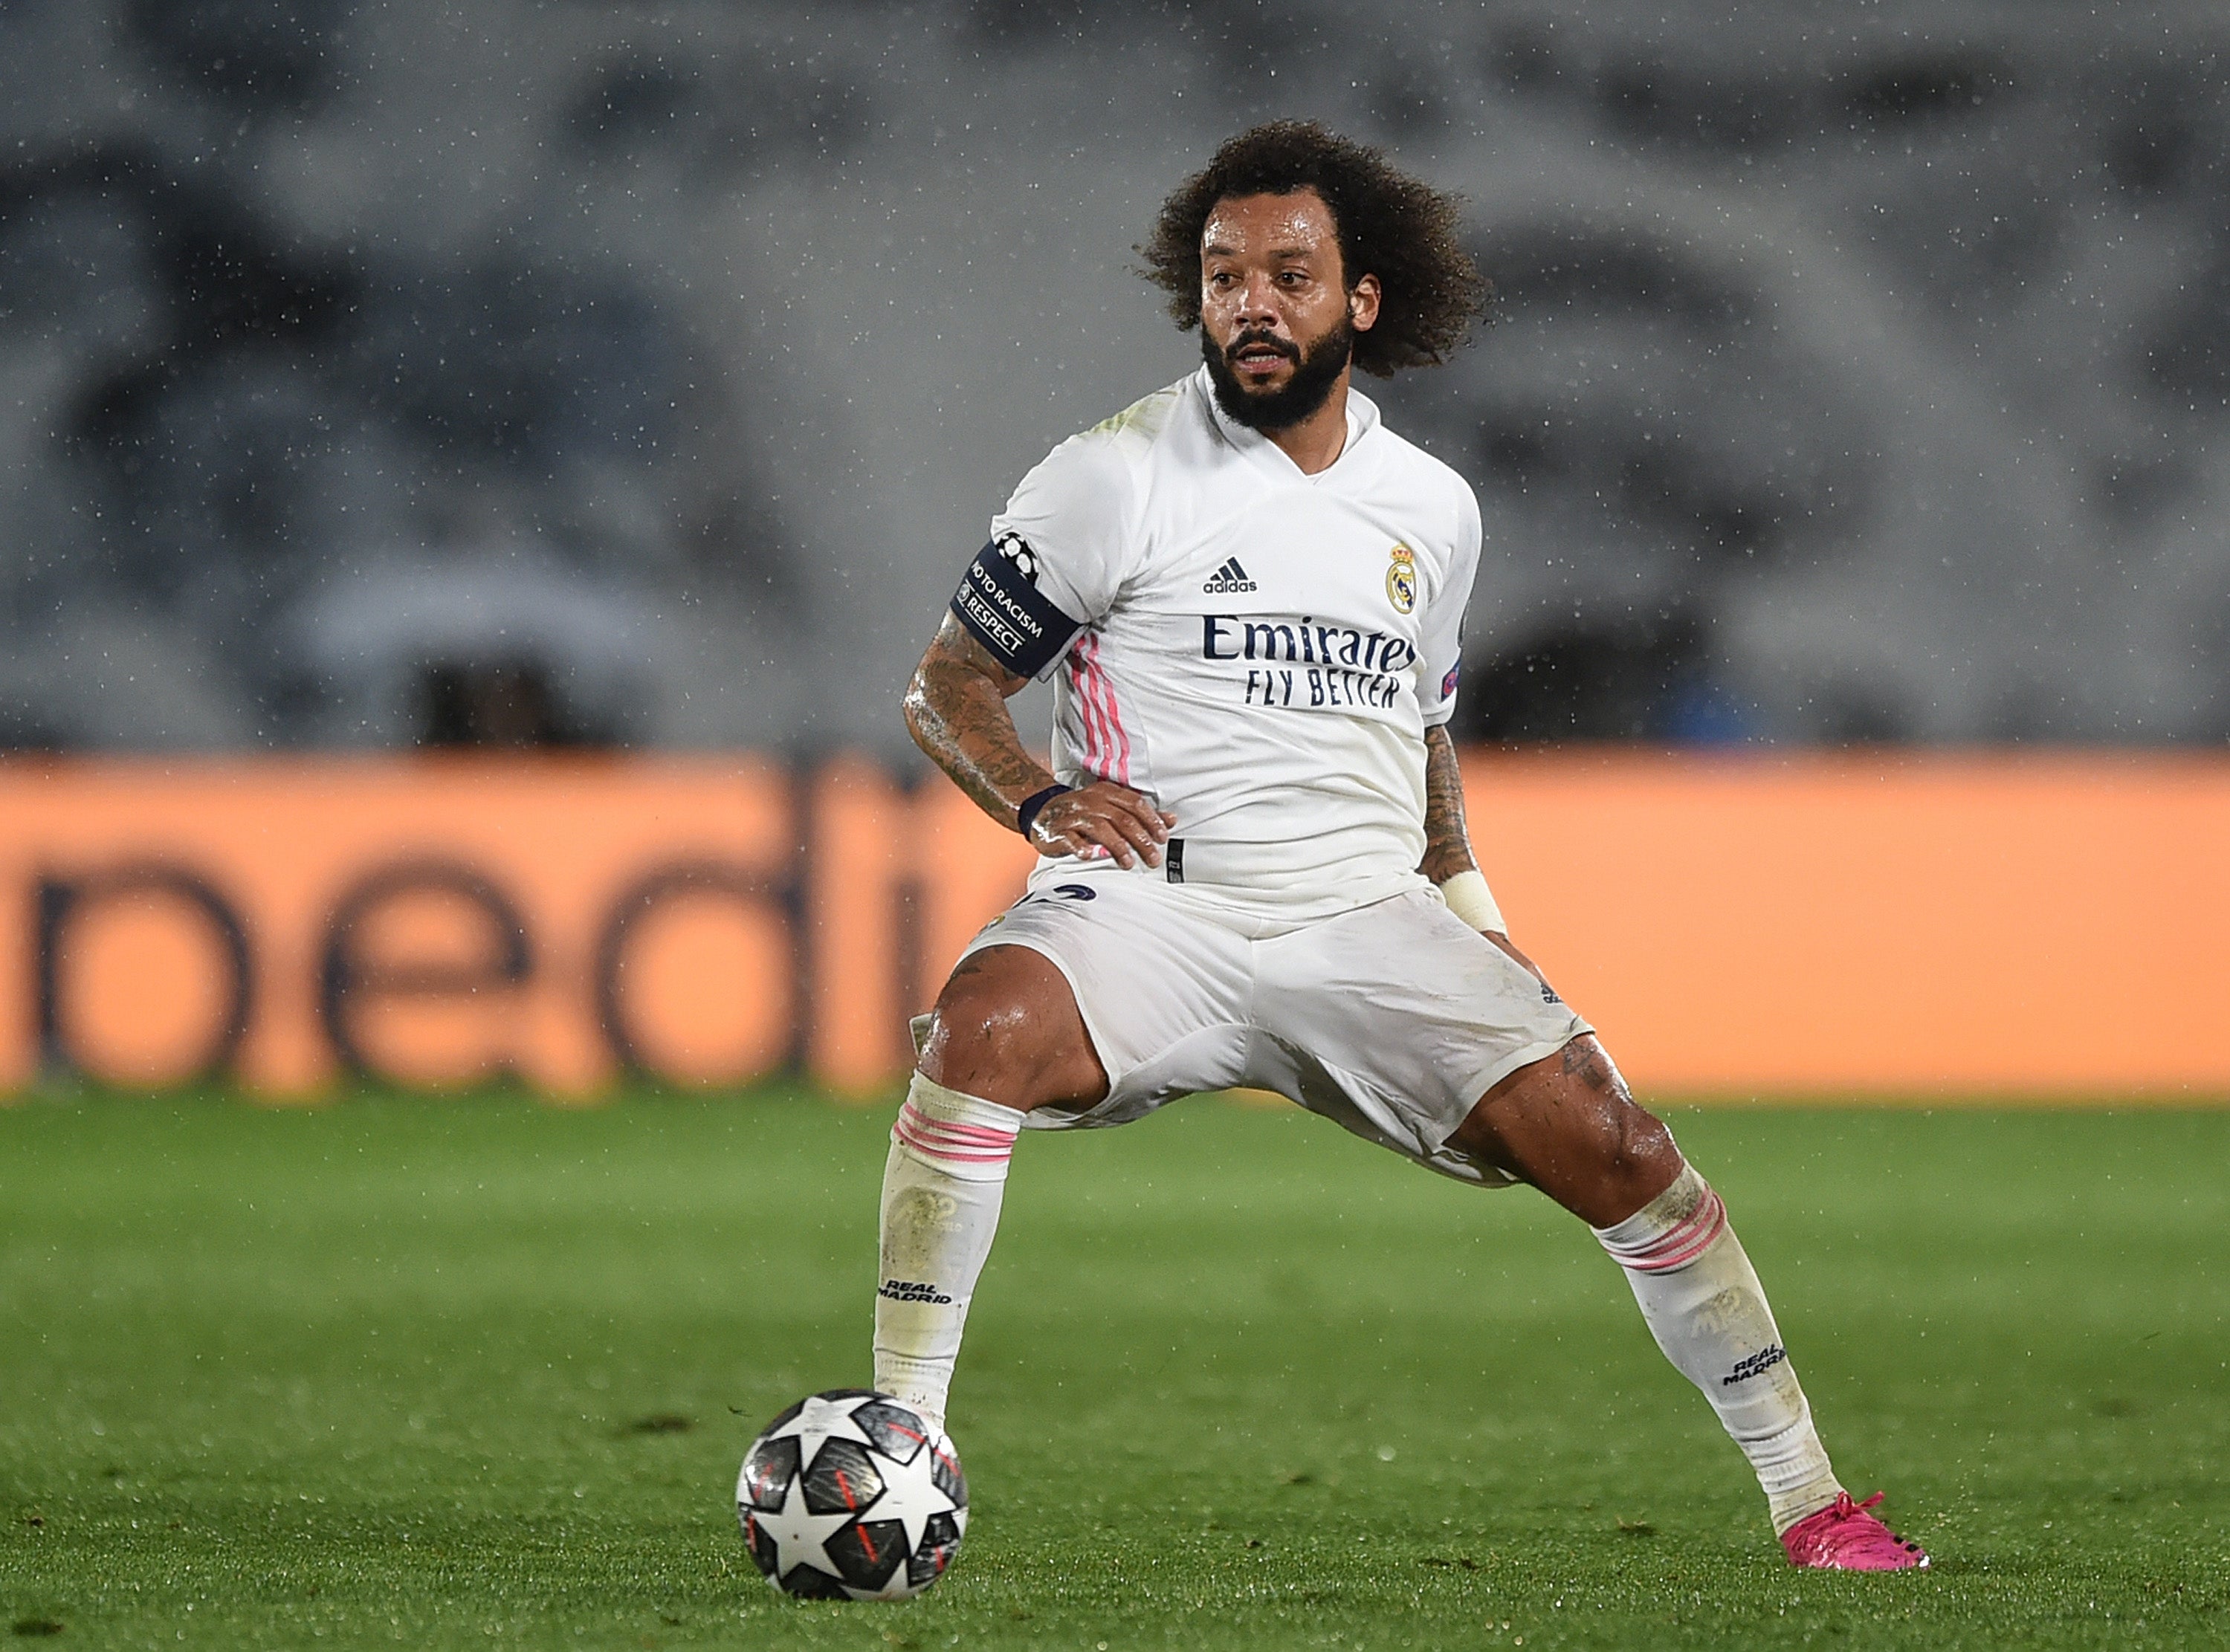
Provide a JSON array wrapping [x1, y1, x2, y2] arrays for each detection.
[[737, 1389, 967, 1601]]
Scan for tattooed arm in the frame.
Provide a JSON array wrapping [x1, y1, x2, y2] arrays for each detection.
[[903, 613, 1174, 867], [1418, 722, 1477, 885], [902, 614, 1052, 821], [1416, 722, 1550, 980]]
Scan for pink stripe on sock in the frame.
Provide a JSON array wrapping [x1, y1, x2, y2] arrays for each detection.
[[893, 1102, 1018, 1165], [906, 1133, 1013, 1155], [898, 1107, 1017, 1149], [893, 1118, 1013, 1164], [898, 1122, 1016, 1151], [1615, 1189, 1728, 1273]]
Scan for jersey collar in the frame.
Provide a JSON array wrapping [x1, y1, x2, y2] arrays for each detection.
[[1195, 365, 1377, 482]]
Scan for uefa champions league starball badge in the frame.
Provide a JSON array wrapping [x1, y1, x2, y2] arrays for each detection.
[[737, 1390, 967, 1601]]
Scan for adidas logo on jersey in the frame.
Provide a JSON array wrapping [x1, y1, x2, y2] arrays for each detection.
[[1202, 557, 1258, 594]]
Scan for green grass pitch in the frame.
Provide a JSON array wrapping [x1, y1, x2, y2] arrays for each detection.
[[1, 1091, 2225, 1649]]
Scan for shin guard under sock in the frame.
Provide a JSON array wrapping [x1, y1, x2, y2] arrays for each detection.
[[1593, 1165, 1843, 1532], [870, 1072, 1024, 1432]]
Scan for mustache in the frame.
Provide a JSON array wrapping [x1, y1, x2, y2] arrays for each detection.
[[1222, 329, 1300, 363]]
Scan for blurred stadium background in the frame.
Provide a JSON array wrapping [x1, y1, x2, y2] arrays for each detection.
[[14, 0, 2230, 752], [1, 0, 2227, 1100], [6, 11, 2230, 1647]]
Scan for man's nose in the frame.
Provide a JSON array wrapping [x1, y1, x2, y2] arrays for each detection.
[[1233, 272, 1282, 326]]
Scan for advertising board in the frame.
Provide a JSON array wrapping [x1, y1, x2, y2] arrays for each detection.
[[4, 751, 2223, 1101]]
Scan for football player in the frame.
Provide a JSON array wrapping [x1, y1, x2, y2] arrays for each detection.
[[877, 120, 1924, 1571]]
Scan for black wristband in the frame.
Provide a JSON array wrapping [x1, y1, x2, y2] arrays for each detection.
[[1015, 783, 1072, 842]]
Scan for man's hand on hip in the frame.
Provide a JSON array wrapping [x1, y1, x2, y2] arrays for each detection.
[[1030, 781, 1177, 869]]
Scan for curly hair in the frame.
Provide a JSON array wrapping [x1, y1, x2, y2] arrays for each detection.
[[1140, 120, 1489, 377]]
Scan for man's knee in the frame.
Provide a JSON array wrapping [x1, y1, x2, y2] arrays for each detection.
[[1601, 1094, 1681, 1190], [1450, 1035, 1683, 1224], [917, 946, 1107, 1112], [1558, 1037, 1681, 1182]]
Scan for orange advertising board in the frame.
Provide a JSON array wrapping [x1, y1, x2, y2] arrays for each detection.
[[1, 751, 2224, 1102], [1463, 750, 2230, 1098], [0, 757, 803, 1098]]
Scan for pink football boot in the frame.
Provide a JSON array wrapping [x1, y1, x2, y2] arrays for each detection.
[[1780, 1492, 1930, 1570]]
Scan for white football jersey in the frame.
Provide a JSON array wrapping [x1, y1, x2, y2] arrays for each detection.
[[950, 366, 1479, 919]]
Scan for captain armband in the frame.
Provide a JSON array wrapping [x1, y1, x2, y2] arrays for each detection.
[[948, 532, 1083, 678], [1437, 868, 1507, 936]]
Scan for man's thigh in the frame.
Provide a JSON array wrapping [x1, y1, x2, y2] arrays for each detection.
[[940, 873, 1255, 1130], [1249, 889, 1593, 1175]]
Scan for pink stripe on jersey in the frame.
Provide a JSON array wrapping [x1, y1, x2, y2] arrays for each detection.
[[1096, 643, 1133, 783], [1608, 1188, 1728, 1273], [1077, 635, 1110, 775], [1072, 633, 1132, 784], [1067, 648, 1108, 777]]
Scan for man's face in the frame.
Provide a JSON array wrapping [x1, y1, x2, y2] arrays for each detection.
[[1198, 189, 1379, 432]]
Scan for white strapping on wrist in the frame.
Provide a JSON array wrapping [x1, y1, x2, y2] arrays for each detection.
[[1436, 867, 1505, 934]]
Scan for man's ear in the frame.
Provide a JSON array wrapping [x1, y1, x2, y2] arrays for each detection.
[[1349, 271, 1382, 333]]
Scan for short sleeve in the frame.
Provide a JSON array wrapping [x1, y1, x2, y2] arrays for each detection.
[[1415, 486, 1481, 729], [948, 432, 1137, 680]]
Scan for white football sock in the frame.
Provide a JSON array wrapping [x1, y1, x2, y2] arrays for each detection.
[[870, 1072, 1025, 1434], [1593, 1164, 1844, 1533]]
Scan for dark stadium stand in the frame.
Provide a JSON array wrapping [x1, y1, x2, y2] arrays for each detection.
[[1, 0, 2226, 751]]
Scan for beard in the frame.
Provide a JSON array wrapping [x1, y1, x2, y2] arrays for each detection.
[[1201, 316, 1356, 433]]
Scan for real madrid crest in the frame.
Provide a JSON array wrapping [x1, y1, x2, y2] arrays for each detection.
[[1386, 543, 1418, 614]]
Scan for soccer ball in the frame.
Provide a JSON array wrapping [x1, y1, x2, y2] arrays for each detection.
[[736, 1389, 967, 1601]]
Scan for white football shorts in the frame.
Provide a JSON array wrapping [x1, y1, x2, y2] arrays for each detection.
[[930, 868, 1593, 1186]]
